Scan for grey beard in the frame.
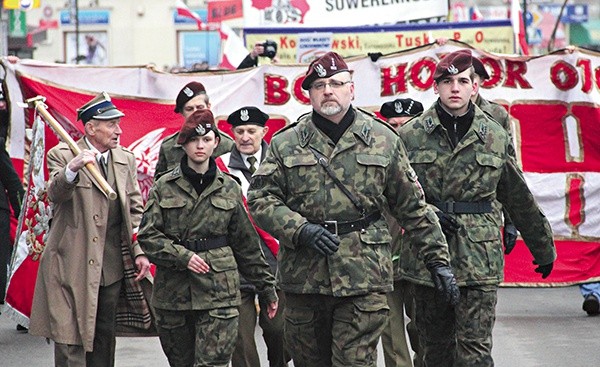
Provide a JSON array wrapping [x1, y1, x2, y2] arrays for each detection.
[[320, 104, 342, 116]]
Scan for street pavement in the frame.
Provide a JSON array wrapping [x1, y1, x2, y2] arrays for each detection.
[[1, 286, 599, 366]]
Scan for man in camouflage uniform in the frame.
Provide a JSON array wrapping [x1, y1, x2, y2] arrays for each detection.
[[138, 109, 278, 367], [398, 49, 556, 367], [154, 81, 234, 179], [247, 51, 459, 367]]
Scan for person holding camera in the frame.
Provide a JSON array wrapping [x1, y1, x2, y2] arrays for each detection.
[[237, 41, 279, 70]]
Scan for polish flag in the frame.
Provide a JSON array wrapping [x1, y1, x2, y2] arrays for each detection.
[[218, 23, 249, 70], [511, 0, 529, 55], [176, 0, 203, 29]]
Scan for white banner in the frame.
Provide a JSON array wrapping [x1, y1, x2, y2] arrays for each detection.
[[242, 0, 449, 28]]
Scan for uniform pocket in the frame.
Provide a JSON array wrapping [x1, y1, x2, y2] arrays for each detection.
[[209, 255, 240, 302], [473, 152, 504, 195], [463, 224, 503, 278], [282, 154, 319, 194], [355, 154, 389, 196]]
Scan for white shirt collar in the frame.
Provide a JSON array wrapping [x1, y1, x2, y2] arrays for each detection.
[[240, 145, 262, 169], [84, 137, 109, 164]]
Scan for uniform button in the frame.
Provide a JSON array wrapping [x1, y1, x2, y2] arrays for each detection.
[[93, 237, 98, 242], [89, 259, 95, 265]]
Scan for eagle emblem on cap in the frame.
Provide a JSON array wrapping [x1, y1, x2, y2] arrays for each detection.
[[195, 124, 206, 135], [183, 87, 194, 97], [240, 109, 249, 121], [394, 101, 404, 114], [330, 57, 337, 71], [315, 64, 327, 77], [447, 64, 459, 75]]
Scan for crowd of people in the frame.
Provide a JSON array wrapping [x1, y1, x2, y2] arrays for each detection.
[[0, 44, 597, 367]]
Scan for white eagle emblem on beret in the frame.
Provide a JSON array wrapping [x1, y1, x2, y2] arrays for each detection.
[[447, 64, 459, 75], [183, 87, 194, 97], [394, 101, 404, 114], [195, 124, 206, 135], [240, 109, 249, 121], [315, 64, 327, 77]]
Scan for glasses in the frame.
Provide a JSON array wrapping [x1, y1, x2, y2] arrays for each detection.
[[310, 80, 353, 91]]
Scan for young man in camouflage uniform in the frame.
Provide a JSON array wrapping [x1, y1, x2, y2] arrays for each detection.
[[154, 81, 234, 179], [398, 49, 556, 367], [138, 109, 278, 367], [247, 51, 459, 367]]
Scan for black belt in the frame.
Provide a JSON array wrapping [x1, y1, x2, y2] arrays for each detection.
[[432, 201, 493, 214], [312, 211, 381, 236], [181, 236, 228, 252]]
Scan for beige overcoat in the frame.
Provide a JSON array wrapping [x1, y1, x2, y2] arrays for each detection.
[[29, 139, 147, 352]]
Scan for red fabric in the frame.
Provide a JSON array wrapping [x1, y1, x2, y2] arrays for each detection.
[[176, 0, 203, 29]]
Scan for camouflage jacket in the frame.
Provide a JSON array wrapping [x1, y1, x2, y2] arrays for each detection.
[[154, 131, 234, 179], [398, 102, 556, 287], [247, 108, 451, 297], [138, 166, 277, 311], [475, 94, 511, 133]]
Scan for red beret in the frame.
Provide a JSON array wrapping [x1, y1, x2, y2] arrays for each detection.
[[301, 52, 352, 90], [174, 81, 206, 113], [380, 98, 424, 119], [433, 49, 473, 81], [472, 56, 490, 80], [227, 106, 269, 127], [177, 109, 218, 145]]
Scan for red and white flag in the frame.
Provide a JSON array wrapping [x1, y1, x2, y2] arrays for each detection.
[[218, 22, 249, 70], [511, 0, 529, 55], [176, 0, 203, 29]]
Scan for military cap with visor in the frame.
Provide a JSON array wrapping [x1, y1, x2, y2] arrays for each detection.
[[177, 109, 219, 145], [301, 51, 353, 90], [380, 98, 424, 119], [227, 106, 269, 127], [76, 91, 125, 124], [174, 81, 207, 113], [433, 49, 473, 81]]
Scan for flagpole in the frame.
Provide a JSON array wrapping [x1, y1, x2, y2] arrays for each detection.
[[24, 96, 118, 201]]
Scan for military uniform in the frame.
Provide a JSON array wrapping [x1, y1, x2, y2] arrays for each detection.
[[247, 107, 452, 366], [138, 162, 277, 366], [154, 131, 234, 179], [398, 100, 556, 366]]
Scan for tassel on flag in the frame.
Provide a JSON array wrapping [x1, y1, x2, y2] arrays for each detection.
[[511, 0, 529, 55], [176, 0, 203, 29]]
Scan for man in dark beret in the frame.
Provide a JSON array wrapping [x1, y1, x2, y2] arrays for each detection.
[[396, 49, 556, 367], [29, 92, 152, 366], [247, 51, 459, 366], [380, 98, 424, 130], [154, 81, 234, 179], [215, 107, 289, 367]]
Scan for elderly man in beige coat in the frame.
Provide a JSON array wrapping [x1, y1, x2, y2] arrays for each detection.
[[29, 92, 153, 367]]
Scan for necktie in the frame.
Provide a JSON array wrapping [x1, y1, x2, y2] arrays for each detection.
[[99, 157, 108, 178], [247, 156, 257, 174]]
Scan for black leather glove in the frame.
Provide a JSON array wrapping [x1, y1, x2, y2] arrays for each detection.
[[426, 262, 460, 306], [435, 211, 460, 237], [503, 224, 518, 255], [297, 223, 340, 256], [533, 260, 553, 279]]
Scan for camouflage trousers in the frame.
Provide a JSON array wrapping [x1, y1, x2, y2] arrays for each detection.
[[154, 307, 239, 367], [412, 284, 498, 367], [284, 292, 389, 367]]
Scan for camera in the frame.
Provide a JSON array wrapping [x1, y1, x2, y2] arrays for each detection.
[[260, 40, 278, 59]]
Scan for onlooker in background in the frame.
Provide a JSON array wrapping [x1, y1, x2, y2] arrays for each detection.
[[379, 98, 424, 367], [154, 81, 234, 179], [398, 49, 556, 367], [0, 136, 24, 306], [247, 51, 458, 366], [581, 283, 600, 315], [138, 109, 278, 366], [237, 41, 279, 70], [216, 106, 289, 367]]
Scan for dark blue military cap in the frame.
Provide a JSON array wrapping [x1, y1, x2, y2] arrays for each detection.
[[76, 92, 124, 124], [227, 106, 269, 127]]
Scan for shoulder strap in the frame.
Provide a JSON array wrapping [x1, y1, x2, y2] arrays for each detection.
[[308, 147, 366, 216]]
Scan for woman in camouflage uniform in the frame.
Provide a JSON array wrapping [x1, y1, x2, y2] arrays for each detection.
[[138, 109, 278, 367]]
